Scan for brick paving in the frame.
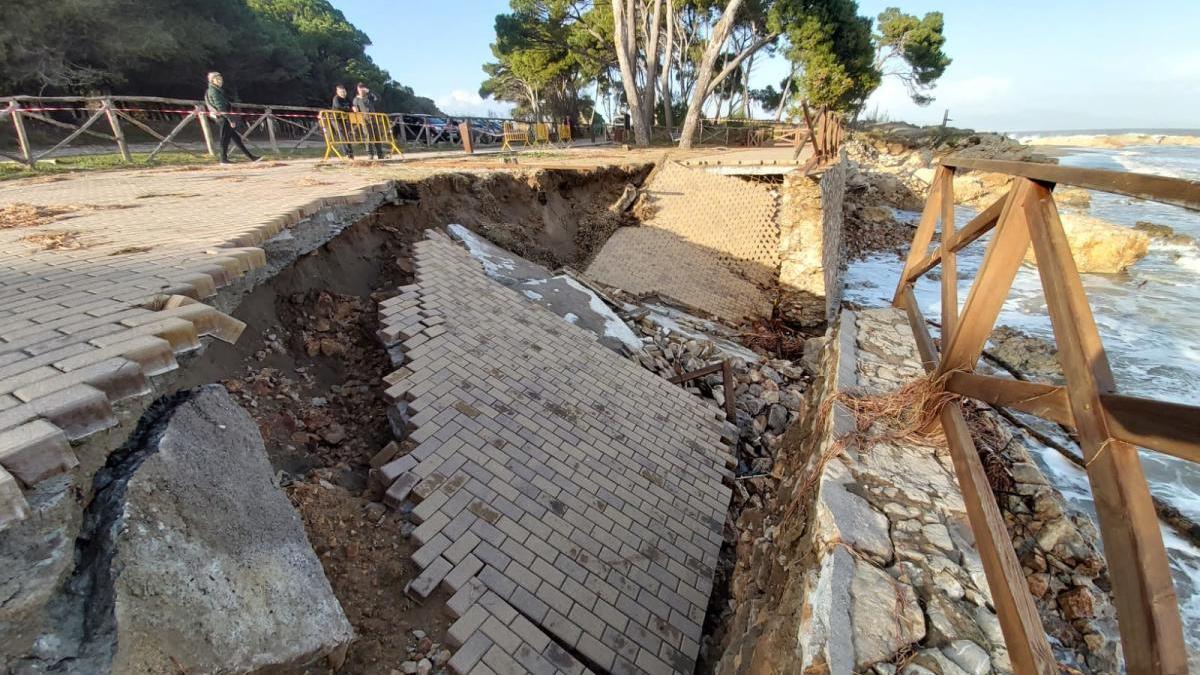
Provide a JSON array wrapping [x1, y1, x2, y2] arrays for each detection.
[[586, 161, 778, 322], [0, 161, 398, 525], [376, 230, 733, 674]]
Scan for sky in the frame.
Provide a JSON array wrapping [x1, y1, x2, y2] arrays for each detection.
[[334, 0, 1200, 132]]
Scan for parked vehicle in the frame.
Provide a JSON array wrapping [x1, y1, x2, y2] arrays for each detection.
[[389, 113, 459, 144]]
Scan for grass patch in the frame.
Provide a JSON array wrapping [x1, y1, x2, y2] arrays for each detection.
[[0, 147, 329, 182]]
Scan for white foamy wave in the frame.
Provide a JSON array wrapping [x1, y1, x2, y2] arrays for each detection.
[[1175, 250, 1200, 274], [1112, 151, 1195, 179]]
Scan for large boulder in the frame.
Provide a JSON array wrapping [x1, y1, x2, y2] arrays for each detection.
[[1024, 213, 1150, 273], [97, 386, 353, 674]]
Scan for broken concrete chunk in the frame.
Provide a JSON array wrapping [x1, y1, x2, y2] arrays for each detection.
[[104, 385, 353, 673], [0, 466, 30, 527]]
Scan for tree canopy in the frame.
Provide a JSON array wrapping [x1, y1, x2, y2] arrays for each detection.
[[874, 7, 951, 105], [480, 0, 950, 145], [0, 0, 440, 112]]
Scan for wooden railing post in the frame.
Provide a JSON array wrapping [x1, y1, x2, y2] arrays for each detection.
[[935, 180, 1029, 376], [265, 108, 279, 155], [9, 101, 33, 166], [1026, 184, 1188, 674], [195, 104, 215, 157], [102, 98, 131, 162], [939, 167, 958, 342], [891, 165, 950, 303], [901, 288, 1057, 675]]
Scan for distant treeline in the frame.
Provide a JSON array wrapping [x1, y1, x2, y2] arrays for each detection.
[[0, 0, 440, 113]]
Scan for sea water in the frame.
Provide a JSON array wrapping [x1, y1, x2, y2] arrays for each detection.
[[842, 139, 1200, 657]]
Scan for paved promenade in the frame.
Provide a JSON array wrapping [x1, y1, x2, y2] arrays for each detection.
[[377, 231, 733, 674], [0, 146, 681, 523], [0, 160, 411, 522]]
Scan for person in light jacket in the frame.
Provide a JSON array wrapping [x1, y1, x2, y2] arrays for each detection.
[[204, 72, 258, 164], [352, 82, 385, 159]]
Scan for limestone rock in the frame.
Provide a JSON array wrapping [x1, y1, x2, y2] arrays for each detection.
[[814, 461, 894, 564], [1023, 213, 1149, 273], [107, 386, 353, 674], [942, 640, 991, 675], [850, 558, 925, 669]]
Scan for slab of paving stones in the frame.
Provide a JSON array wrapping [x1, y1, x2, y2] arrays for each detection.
[[0, 162, 395, 526], [377, 230, 734, 675]]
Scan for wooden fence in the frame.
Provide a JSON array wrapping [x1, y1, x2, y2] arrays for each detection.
[[892, 158, 1200, 673], [0, 95, 534, 167]]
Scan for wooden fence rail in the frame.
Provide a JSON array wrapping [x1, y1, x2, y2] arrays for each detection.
[[893, 159, 1200, 674]]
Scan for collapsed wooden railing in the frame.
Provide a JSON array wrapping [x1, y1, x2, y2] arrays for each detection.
[[800, 103, 844, 170], [893, 158, 1200, 674]]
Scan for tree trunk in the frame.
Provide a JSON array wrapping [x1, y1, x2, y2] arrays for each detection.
[[678, 0, 746, 149], [642, 0, 664, 139], [776, 65, 796, 122], [742, 52, 754, 118], [612, 0, 649, 144], [659, 1, 675, 138]]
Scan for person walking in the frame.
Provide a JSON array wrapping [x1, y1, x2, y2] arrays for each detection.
[[331, 84, 355, 159], [352, 82, 385, 160], [204, 72, 258, 164]]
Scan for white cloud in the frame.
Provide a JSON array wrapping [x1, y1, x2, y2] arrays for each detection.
[[435, 90, 513, 118]]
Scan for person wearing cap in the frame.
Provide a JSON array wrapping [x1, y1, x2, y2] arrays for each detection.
[[351, 82, 385, 159], [204, 72, 258, 164], [331, 84, 355, 159]]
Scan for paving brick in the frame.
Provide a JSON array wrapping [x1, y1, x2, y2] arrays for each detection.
[[448, 631, 494, 674]]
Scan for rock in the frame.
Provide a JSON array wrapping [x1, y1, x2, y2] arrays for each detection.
[[802, 337, 826, 375], [767, 404, 789, 434], [1023, 213, 1150, 273], [953, 172, 1013, 208], [400, 661, 419, 674], [1134, 220, 1196, 246], [813, 462, 894, 565], [988, 326, 1061, 382], [417, 657, 433, 675], [1009, 461, 1047, 485], [922, 523, 954, 551], [1055, 187, 1091, 209], [942, 641, 991, 675], [925, 593, 985, 645], [102, 386, 353, 673], [1027, 572, 1050, 598], [849, 558, 925, 668], [1058, 586, 1095, 621]]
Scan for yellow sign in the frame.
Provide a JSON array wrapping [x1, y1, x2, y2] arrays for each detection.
[[319, 110, 402, 160]]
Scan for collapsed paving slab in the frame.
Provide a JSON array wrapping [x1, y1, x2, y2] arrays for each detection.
[[587, 160, 845, 326], [587, 162, 779, 323], [376, 230, 733, 674]]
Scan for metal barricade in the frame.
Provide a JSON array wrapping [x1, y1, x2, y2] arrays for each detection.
[[319, 110, 402, 160]]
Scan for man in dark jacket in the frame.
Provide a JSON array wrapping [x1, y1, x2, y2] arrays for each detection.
[[204, 72, 258, 164], [351, 82, 385, 159], [330, 84, 354, 159]]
